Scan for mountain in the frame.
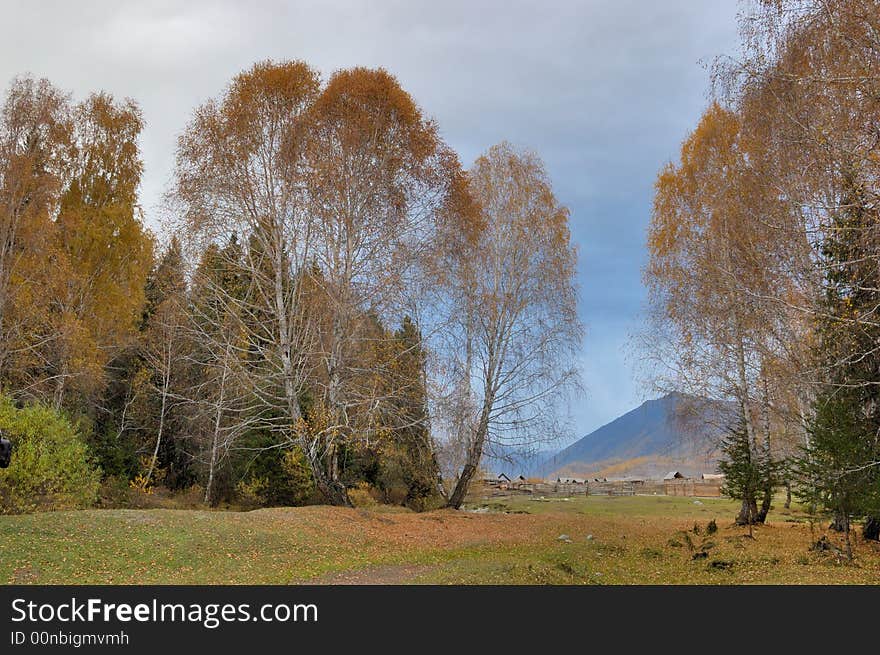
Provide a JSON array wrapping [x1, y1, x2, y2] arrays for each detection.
[[529, 393, 733, 480]]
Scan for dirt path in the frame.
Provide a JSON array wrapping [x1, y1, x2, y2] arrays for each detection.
[[311, 564, 438, 585]]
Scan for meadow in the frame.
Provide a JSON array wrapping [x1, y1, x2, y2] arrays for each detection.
[[2, 493, 878, 585]]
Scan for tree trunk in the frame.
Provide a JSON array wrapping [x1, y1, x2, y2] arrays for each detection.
[[296, 438, 352, 507], [843, 513, 853, 561], [736, 496, 759, 525], [205, 431, 218, 505], [756, 375, 773, 524], [448, 462, 477, 510], [861, 516, 880, 541], [316, 479, 351, 507], [271, 247, 350, 506], [447, 391, 493, 510], [204, 393, 223, 506], [756, 487, 771, 524], [784, 480, 792, 509], [53, 361, 68, 411], [144, 363, 170, 487], [742, 498, 754, 538], [301, 433, 351, 507], [310, 451, 352, 508], [309, 311, 352, 508], [204, 341, 231, 506]]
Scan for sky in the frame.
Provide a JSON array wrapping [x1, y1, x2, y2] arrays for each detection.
[[0, 0, 743, 445]]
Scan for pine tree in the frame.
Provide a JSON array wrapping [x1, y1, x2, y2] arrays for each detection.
[[87, 237, 189, 481], [794, 390, 880, 560], [808, 174, 880, 543], [389, 316, 440, 510], [719, 416, 777, 533]]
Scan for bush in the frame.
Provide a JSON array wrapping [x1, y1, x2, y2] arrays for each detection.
[[348, 481, 378, 508], [98, 476, 206, 510], [0, 395, 101, 513], [280, 447, 315, 506], [235, 476, 271, 509], [97, 475, 131, 508]]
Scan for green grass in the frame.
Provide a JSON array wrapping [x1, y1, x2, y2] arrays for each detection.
[[1, 495, 877, 584], [478, 493, 742, 518]]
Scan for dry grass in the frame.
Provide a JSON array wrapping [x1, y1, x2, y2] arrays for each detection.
[[1, 495, 878, 584]]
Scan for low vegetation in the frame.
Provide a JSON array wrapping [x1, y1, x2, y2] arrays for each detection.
[[0, 395, 100, 514], [2, 494, 877, 585]]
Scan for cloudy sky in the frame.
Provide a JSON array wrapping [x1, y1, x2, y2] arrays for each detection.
[[1, 0, 743, 443]]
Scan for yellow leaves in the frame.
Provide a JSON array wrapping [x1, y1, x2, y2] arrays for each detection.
[[129, 474, 155, 495], [646, 100, 781, 339], [228, 60, 320, 115], [129, 456, 165, 496], [312, 67, 429, 156], [58, 92, 154, 341], [70, 92, 144, 207], [0, 81, 153, 410]]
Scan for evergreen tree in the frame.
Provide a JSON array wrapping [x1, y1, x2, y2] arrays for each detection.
[[92, 238, 192, 486], [794, 390, 880, 559], [809, 174, 880, 542], [143, 236, 186, 326], [139, 237, 192, 489], [389, 316, 440, 510], [719, 416, 777, 531]]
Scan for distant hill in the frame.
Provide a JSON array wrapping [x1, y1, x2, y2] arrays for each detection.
[[483, 392, 734, 480], [543, 392, 733, 479]]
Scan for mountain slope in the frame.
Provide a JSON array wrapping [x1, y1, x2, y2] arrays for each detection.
[[538, 392, 733, 479]]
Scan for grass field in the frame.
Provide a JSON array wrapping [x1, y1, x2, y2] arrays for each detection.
[[2, 493, 879, 584]]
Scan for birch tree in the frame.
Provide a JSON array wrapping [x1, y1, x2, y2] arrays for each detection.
[[0, 77, 70, 388], [175, 62, 460, 506], [302, 67, 459, 505], [47, 92, 154, 413], [727, 0, 880, 534], [645, 104, 785, 524], [172, 61, 327, 498], [442, 143, 581, 509]]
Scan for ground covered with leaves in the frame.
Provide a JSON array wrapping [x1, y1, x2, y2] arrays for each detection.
[[2, 494, 878, 584]]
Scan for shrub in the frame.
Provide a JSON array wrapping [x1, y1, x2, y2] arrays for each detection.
[[228, 430, 316, 507], [280, 447, 315, 506], [235, 476, 271, 509], [97, 475, 131, 508], [0, 395, 101, 513], [101, 480, 206, 510], [348, 481, 378, 508]]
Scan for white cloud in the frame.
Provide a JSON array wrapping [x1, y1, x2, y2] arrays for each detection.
[[94, 4, 248, 66]]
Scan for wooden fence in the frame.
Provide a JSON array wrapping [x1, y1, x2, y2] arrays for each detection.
[[479, 478, 723, 498], [587, 480, 635, 496], [663, 479, 723, 497]]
